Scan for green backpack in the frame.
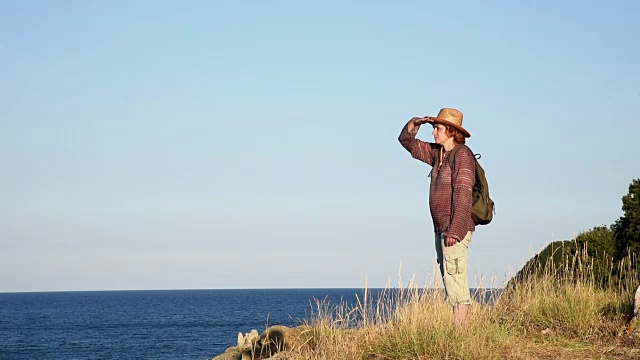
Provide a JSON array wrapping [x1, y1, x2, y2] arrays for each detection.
[[448, 145, 495, 226]]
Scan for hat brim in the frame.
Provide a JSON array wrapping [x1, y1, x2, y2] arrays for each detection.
[[427, 117, 471, 138]]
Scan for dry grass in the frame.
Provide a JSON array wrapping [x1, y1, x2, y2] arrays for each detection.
[[291, 250, 639, 360]]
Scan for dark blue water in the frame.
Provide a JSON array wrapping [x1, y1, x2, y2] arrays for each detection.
[[0, 289, 365, 360], [0, 288, 499, 359]]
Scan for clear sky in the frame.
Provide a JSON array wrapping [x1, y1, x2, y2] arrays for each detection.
[[1, 1, 639, 292]]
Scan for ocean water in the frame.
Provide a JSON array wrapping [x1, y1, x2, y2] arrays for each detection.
[[0, 288, 498, 360]]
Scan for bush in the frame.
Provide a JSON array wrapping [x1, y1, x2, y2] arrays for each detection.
[[613, 178, 640, 261]]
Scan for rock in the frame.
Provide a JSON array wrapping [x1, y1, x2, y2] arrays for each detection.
[[627, 285, 640, 337], [237, 330, 259, 350], [254, 325, 314, 358], [212, 325, 315, 360], [212, 346, 243, 360], [628, 286, 640, 336]]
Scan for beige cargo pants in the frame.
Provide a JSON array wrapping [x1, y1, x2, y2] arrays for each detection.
[[435, 231, 473, 306]]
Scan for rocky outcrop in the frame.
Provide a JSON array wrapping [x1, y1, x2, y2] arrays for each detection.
[[212, 325, 315, 360], [627, 286, 640, 336], [636, 286, 640, 317]]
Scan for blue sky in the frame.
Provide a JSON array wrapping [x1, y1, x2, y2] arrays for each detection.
[[1, 1, 639, 292]]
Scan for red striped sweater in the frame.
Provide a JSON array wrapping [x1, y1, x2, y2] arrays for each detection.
[[398, 120, 476, 240]]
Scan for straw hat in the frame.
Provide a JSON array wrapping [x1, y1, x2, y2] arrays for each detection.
[[427, 108, 471, 138]]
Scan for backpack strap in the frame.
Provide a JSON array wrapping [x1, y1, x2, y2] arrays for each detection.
[[448, 144, 462, 171], [449, 144, 482, 170]]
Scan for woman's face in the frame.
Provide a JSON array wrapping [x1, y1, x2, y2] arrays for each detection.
[[432, 124, 451, 146]]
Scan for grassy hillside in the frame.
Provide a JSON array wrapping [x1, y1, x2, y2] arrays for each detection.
[[277, 249, 640, 360]]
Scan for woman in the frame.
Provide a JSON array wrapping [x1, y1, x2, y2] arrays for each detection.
[[398, 107, 476, 323]]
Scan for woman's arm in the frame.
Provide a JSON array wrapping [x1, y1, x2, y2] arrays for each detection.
[[398, 117, 438, 166], [446, 146, 476, 241]]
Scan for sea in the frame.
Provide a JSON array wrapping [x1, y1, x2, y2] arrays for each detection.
[[0, 288, 499, 360]]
